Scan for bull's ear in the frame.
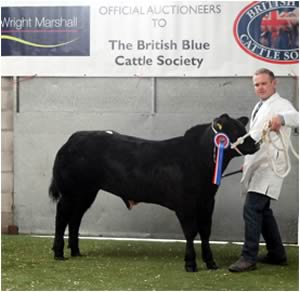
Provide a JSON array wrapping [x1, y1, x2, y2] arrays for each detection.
[[219, 113, 230, 119], [213, 117, 223, 131], [238, 116, 249, 126], [213, 114, 230, 131]]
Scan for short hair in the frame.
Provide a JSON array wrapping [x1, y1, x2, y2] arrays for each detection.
[[254, 68, 275, 80]]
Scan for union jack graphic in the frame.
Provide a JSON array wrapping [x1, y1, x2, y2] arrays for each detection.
[[260, 8, 299, 49]]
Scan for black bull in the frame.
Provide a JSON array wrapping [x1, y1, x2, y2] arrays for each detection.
[[49, 114, 259, 272]]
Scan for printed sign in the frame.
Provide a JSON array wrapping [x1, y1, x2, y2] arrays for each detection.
[[1, 6, 90, 56], [1, 1, 298, 76], [234, 1, 299, 64]]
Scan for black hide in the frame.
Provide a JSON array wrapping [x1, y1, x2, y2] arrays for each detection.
[[49, 113, 258, 272]]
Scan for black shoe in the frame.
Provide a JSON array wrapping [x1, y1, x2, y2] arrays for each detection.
[[229, 257, 257, 272], [258, 255, 288, 266]]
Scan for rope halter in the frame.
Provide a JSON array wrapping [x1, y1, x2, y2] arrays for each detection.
[[211, 123, 245, 156], [211, 120, 299, 179]]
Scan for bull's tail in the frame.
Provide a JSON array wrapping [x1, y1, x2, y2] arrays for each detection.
[[49, 177, 61, 201]]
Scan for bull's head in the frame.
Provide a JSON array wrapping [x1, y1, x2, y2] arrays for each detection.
[[212, 114, 259, 156]]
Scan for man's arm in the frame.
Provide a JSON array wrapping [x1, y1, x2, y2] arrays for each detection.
[[270, 111, 299, 131]]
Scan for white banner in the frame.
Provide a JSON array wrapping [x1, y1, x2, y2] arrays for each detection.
[[1, 1, 299, 76]]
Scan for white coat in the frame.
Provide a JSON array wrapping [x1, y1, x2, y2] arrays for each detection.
[[241, 92, 299, 200]]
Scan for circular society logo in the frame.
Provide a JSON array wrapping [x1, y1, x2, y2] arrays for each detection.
[[233, 1, 299, 64]]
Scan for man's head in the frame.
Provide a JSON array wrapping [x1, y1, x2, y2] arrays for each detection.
[[253, 68, 277, 100]]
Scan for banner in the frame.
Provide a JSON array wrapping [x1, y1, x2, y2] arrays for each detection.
[[1, 6, 90, 56], [1, 1, 299, 76]]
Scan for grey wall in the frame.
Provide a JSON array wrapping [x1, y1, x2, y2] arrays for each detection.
[[13, 76, 299, 242], [2, 77, 15, 233]]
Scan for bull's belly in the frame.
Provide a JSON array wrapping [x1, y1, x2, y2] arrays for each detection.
[[101, 178, 181, 211]]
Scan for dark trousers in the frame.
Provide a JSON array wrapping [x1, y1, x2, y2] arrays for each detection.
[[242, 192, 286, 262]]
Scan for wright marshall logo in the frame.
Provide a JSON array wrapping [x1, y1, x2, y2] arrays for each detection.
[[1, 6, 90, 56], [233, 1, 299, 64]]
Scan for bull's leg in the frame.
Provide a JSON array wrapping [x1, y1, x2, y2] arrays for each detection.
[[177, 212, 198, 272], [199, 233, 218, 270], [52, 198, 72, 260], [198, 199, 218, 270], [68, 213, 83, 257], [68, 193, 97, 257]]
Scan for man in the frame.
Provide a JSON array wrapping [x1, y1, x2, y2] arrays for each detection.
[[229, 68, 299, 272]]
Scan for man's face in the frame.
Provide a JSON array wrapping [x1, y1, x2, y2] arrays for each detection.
[[253, 73, 276, 100]]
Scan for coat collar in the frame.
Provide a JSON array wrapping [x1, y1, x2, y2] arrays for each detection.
[[250, 92, 280, 127], [261, 92, 280, 105]]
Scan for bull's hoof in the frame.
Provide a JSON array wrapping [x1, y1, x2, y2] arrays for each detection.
[[71, 251, 82, 257], [185, 264, 198, 272], [206, 261, 219, 270], [54, 255, 67, 261]]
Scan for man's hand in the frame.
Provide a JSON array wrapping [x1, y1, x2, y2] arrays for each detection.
[[269, 115, 284, 132]]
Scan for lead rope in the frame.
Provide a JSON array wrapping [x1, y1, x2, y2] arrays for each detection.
[[264, 125, 298, 178], [231, 122, 299, 178]]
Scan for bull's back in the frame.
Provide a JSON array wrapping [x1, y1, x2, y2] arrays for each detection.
[[52, 131, 186, 206], [53, 131, 183, 188]]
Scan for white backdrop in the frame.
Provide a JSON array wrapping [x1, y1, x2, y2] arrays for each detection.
[[1, 1, 299, 76]]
